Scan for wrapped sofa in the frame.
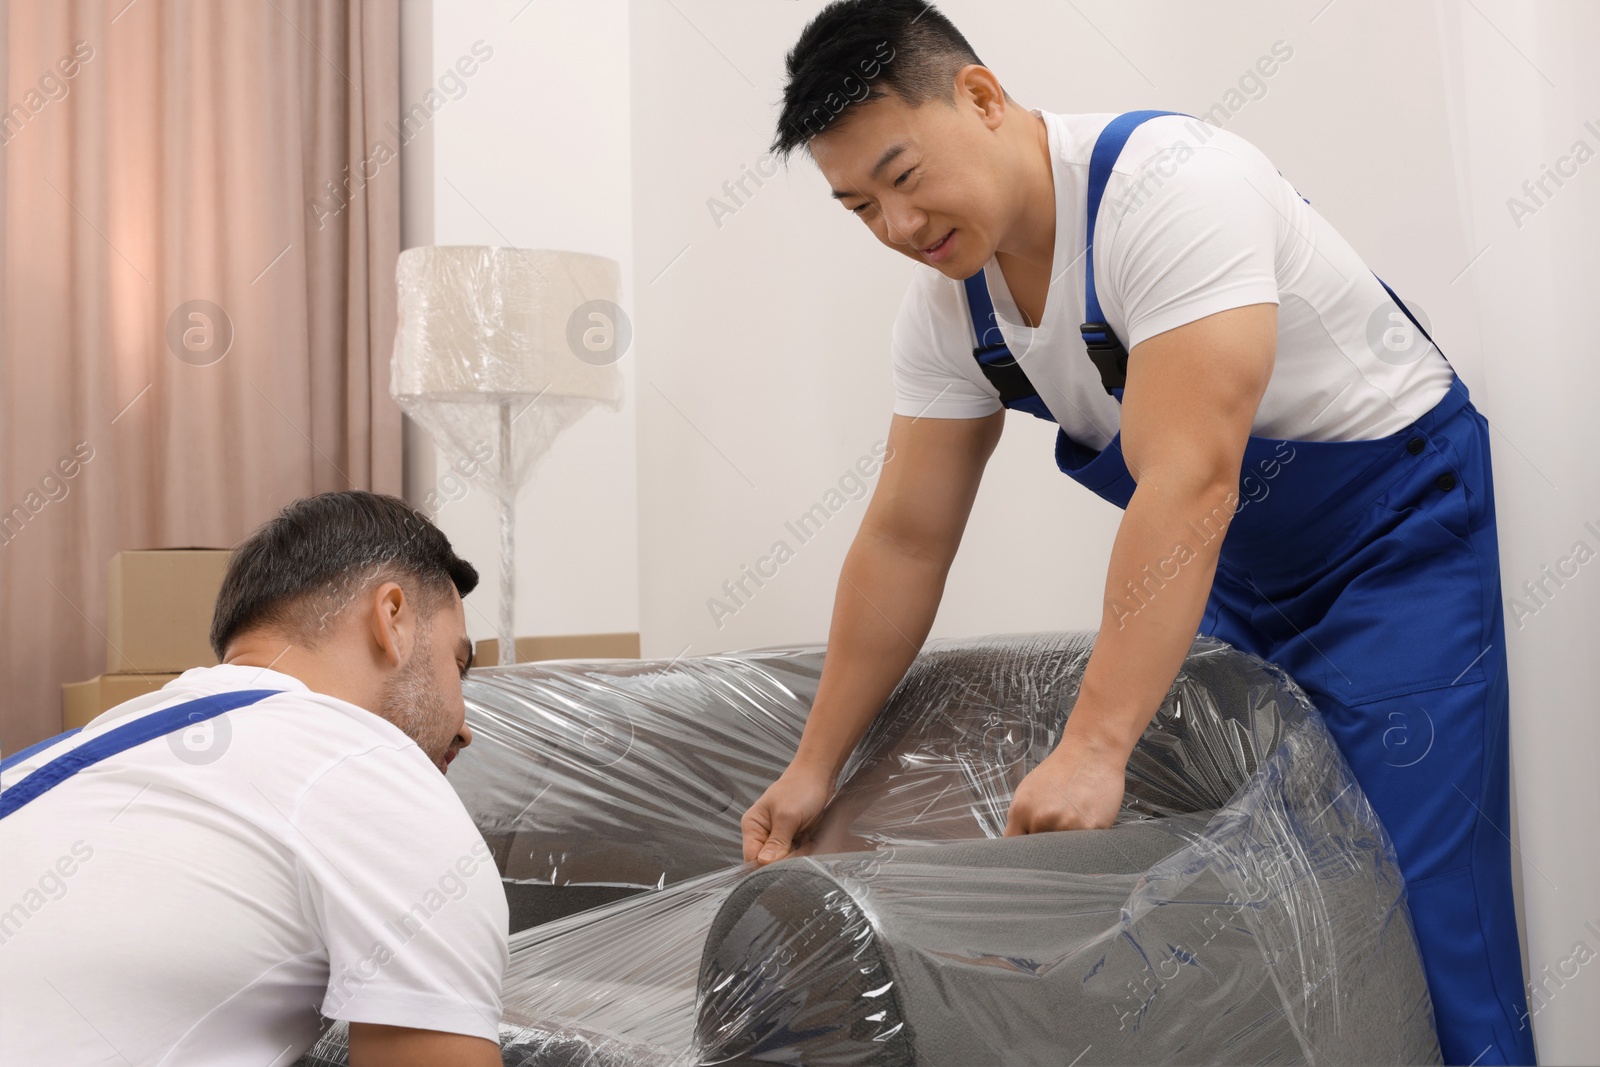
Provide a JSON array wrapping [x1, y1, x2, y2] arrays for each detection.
[[297, 631, 1441, 1065]]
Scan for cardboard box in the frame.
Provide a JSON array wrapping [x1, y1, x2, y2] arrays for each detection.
[[473, 632, 641, 666], [63, 673, 181, 730], [106, 549, 232, 674]]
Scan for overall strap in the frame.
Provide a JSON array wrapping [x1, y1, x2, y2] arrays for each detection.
[[962, 109, 1190, 412], [0, 689, 281, 819], [1373, 273, 1444, 355], [0, 727, 83, 773], [962, 272, 1053, 420], [1080, 109, 1188, 400]]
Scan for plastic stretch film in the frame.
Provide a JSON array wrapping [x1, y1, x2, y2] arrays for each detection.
[[296, 631, 1441, 1066], [391, 245, 625, 508]]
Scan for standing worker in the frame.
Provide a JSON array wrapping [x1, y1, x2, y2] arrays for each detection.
[[739, 3, 1534, 1064]]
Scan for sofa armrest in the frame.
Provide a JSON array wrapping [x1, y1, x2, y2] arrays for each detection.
[[449, 646, 822, 890], [696, 809, 1437, 1066], [695, 821, 1211, 1066]]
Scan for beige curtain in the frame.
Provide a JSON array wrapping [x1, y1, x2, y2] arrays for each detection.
[[0, 0, 401, 749]]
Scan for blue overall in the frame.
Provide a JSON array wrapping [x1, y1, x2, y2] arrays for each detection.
[[963, 111, 1536, 1065]]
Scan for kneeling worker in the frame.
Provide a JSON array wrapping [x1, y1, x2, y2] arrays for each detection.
[[740, 3, 1533, 1064], [1, 491, 506, 1066]]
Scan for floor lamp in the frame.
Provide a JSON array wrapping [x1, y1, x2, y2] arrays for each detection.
[[392, 246, 625, 665]]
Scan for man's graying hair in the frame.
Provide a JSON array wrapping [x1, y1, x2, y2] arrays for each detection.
[[772, 0, 994, 160], [210, 491, 478, 658]]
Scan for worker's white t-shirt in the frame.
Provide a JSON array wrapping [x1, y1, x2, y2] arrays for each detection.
[[0, 665, 508, 1066], [890, 109, 1455, 449]]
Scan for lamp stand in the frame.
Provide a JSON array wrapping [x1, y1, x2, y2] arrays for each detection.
[[498, 397, 517, 666]]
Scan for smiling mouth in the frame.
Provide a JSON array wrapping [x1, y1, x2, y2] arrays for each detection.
[[922, 230, 954, 255]]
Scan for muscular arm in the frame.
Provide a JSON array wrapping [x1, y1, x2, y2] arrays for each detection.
[[742, 407, 1004, 863], [348, 1023, 501, 1067], [1006, 301, 1277, 833]]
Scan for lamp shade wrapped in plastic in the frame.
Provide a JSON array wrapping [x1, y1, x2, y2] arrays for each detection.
[[391, 246, 625, 502]]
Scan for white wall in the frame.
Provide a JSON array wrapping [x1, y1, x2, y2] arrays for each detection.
[[628, 0, 1126, 661], [409, 0, 1598, 1059], [401, 0, 639, 644], [1433, 4, 1600, 1063]]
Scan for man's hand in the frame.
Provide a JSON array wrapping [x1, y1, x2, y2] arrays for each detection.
[[741, 765, 834, 865], [1004, 732, 1128, 835]]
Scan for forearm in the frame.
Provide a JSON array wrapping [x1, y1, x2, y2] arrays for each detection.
[[1068, 474, 1239, 760], [1004, 304, 1273, 834], [348, 1024, 501, 1067], [791, 529, 949, 784]]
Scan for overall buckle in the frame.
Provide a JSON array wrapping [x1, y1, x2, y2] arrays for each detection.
[[1080, 321, 1128, 394]]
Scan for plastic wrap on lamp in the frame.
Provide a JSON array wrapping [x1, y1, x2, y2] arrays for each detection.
[[392, 245, 627, 665], [391, 245, 626, 505], [296, 631, 1440, 1066]]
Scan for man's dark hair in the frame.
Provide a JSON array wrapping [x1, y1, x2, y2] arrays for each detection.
[[210, 490, 478, 657], [772, 0, 990, 160]]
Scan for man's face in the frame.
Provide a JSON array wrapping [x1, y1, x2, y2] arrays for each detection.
[[379, 588, 474, 774], [810, 83, 1010, 280]]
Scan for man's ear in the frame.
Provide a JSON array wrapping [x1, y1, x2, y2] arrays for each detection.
[[955, 64, 1006, 128], [367, 581, 410, 669]]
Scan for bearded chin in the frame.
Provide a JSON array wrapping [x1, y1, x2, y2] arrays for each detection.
[[379, 634, 448, 766]]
